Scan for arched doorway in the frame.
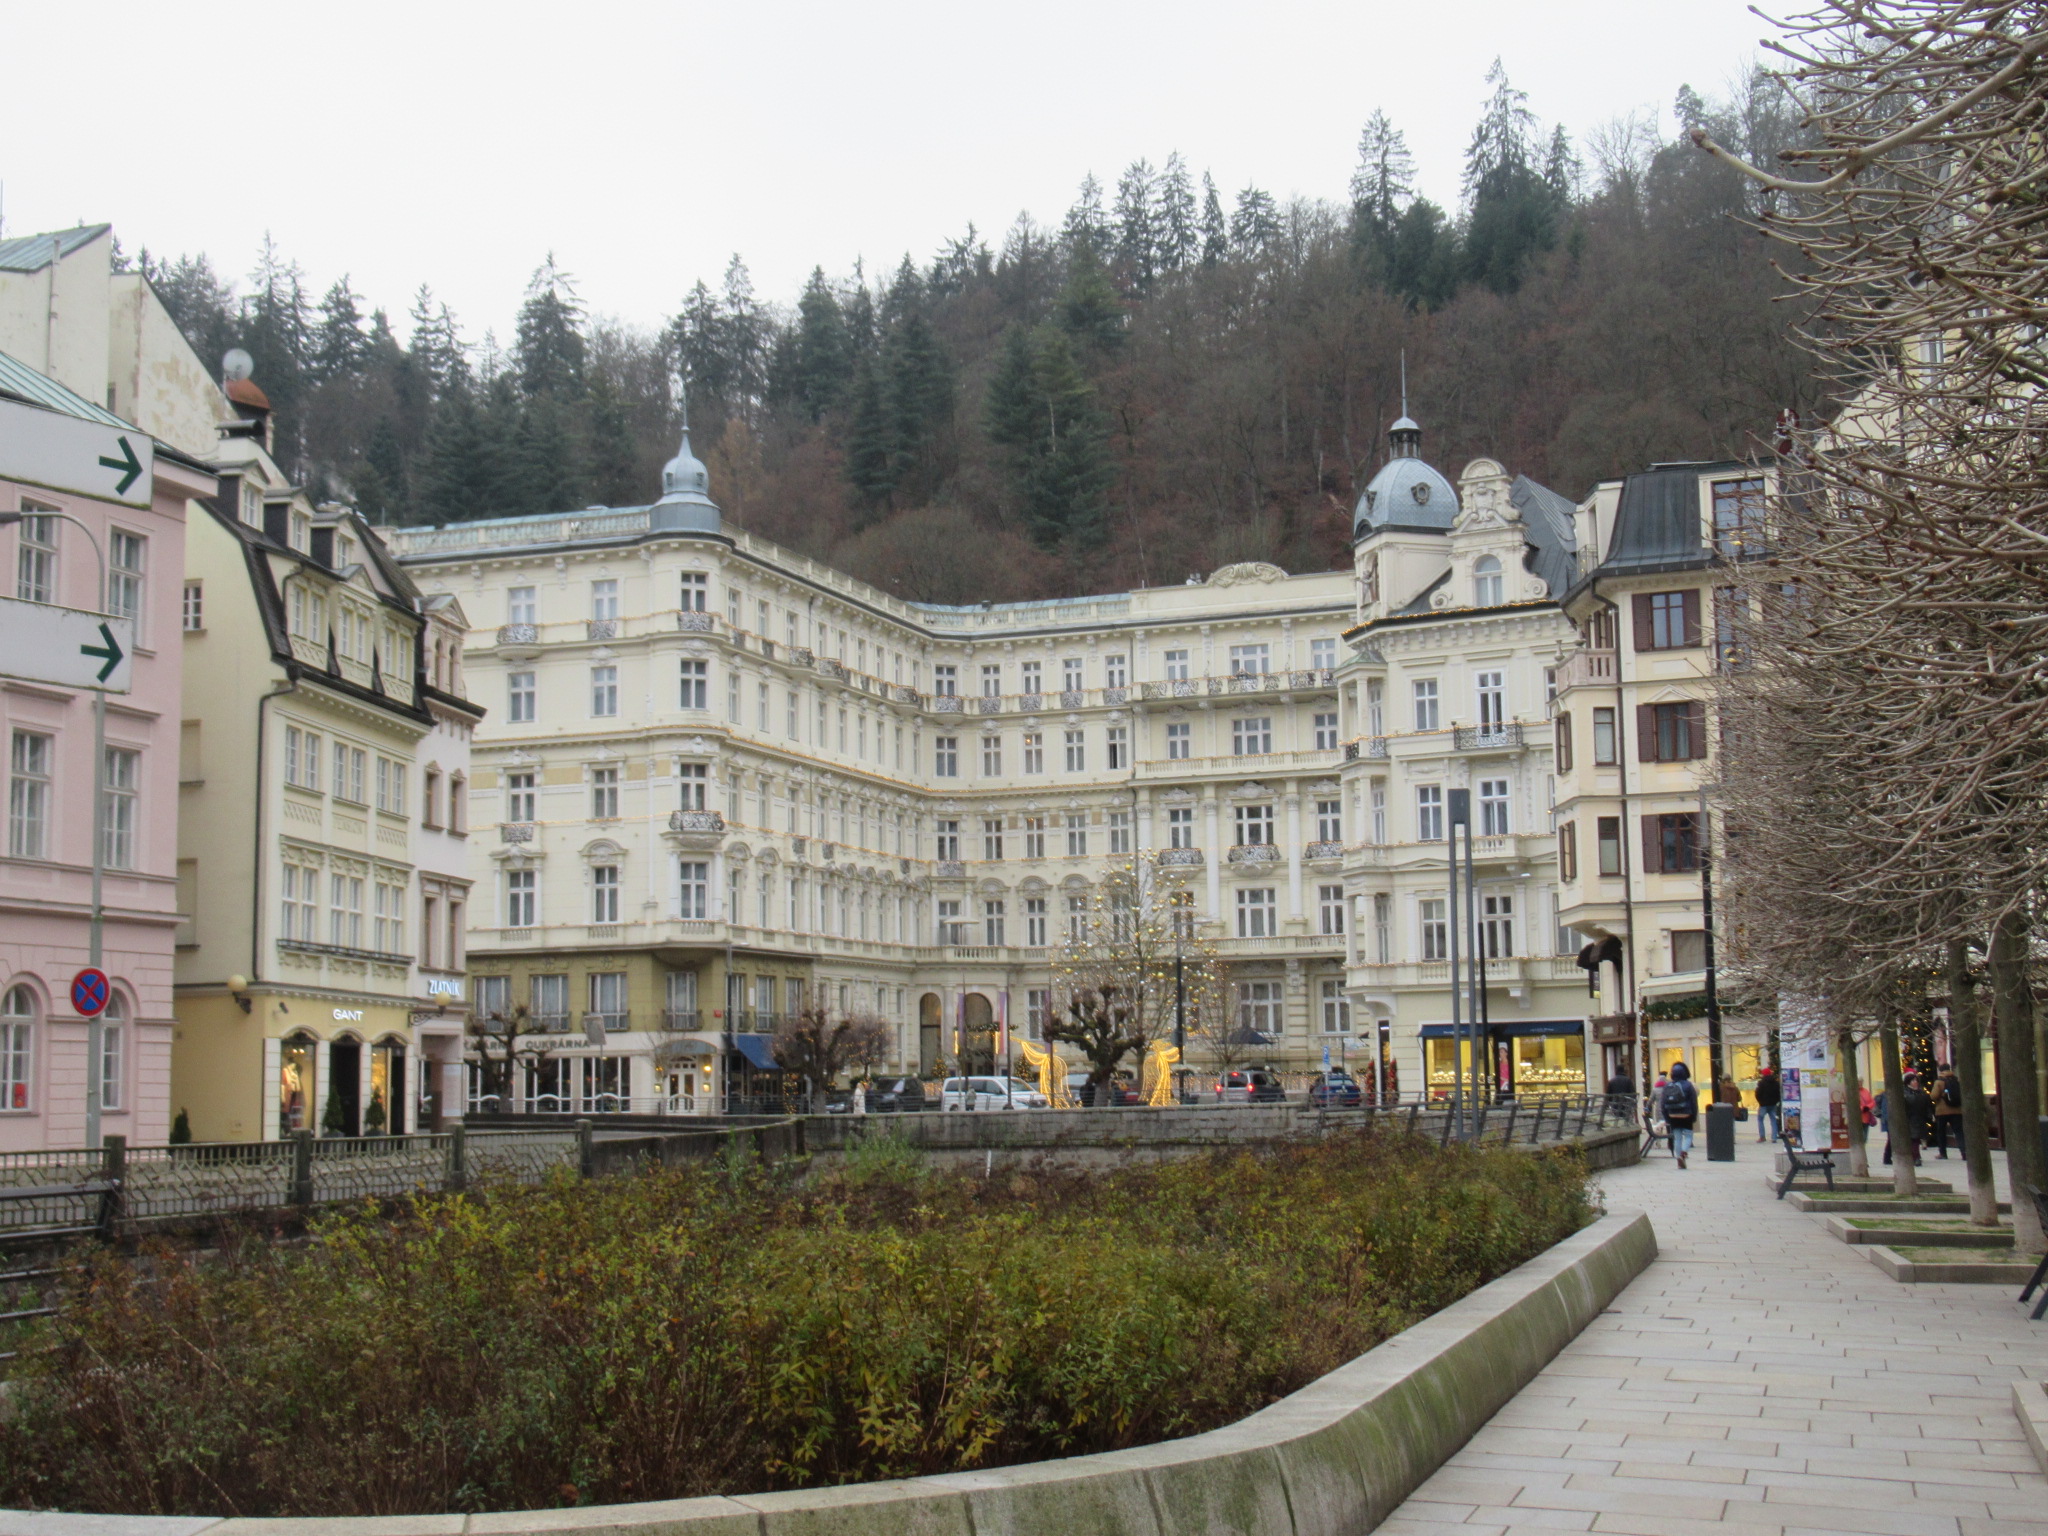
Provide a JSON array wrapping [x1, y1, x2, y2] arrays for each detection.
[[918, 993, 941, 1076], [328, 1036, 362, 1136], [961, 993, 996, 1075], [370, 1037, 406, 1135]]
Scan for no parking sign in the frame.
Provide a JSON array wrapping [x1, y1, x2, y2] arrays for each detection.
[[71, 967, 110, 1017]]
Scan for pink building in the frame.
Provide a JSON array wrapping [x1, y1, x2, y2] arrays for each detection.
[[0, 352, 214, 1149]]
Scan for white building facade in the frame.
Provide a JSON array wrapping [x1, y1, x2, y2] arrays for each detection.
[[386, 415, 1603, 1110]]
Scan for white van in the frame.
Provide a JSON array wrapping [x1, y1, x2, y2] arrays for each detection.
[[939, 1076, 1048, 1111]]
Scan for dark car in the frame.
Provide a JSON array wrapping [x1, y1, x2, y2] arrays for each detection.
[[1216, 1069, 1287, 1104], [864, 1076, 929, 1113], [1307, 1071, 1362, 1108], [1066, 1072, 1140, 1107]]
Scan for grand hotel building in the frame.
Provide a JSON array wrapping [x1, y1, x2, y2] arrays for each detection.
[[383, 414, 1603, 1111]]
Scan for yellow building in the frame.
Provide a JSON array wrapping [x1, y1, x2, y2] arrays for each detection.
[[172, 388, 480, 1140], [1552, 460, 1775, 1092]]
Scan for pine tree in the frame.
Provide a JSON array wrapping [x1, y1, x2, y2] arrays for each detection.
[[244, 234, 313, 457], [1387, 200, 1462, 311], [515, 254, 587, 399], [721, 254, 768, 421], [1349, 111, 1417, 274], [1157, 153, 1198, 273], [1063, 173, 1112, 256], [1114, 159, 1159, 291], [313, 276, 370, 383], [586, 368, 640, 508], [928, 225, 990, 299], [888, 313, 953, 495], [514, 391, 584, 513], [793, 267, 853, 419], [1199, 174, 1229, 266], [417, 381, 489, 522], [354, 417, 409, 523], [984, 324, 1114, 553], [843, 354, 896, 515], [1461, 59, 1557, 294], [1229, 187, 1281, 256], [1058, 243, 1124, 359], [408, 285, 468, 402]]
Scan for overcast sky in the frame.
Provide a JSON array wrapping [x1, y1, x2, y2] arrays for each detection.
[[6, 0, 1777, 346]]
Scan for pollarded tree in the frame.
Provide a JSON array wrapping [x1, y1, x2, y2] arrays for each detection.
[[467, 1001, 559, 1112], [1044, 860, 1224, 1106], [772, 1005, 891, 1114]]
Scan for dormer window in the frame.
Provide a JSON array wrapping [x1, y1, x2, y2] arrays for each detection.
[[335, 535, 356, 569], [240, 482, 263, 526], [289, 511, 311, 553], [1474, 556, 1503, 607]]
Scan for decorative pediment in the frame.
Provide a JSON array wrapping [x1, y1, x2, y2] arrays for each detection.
[[1230, 781, 1270, 799], [1207, 562, 1287, 587]]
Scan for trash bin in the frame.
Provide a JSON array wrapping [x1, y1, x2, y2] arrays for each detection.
[[1706, 1102, 1737, 1162]]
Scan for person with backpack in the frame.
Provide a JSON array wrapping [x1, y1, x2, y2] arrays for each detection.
[[1931, 1066, 1963, 1158], [1659, 1061, 1701, 1169], [1754, 1065, 1783, 1143]]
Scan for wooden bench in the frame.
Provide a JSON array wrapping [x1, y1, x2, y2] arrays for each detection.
[[1775, 1129, 1835, 1199]]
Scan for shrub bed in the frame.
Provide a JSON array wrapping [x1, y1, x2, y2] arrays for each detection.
[[0, 1127, 1590, 1518]]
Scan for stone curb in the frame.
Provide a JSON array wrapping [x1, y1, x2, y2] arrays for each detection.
[[0, 1212, 1657, 1536], [2016, 1380, 2048, 1479], [1862, 1243, 2040, 1284]]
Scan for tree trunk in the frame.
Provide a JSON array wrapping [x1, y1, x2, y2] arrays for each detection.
[[1947, 938, 1999, 1226], [1990, 908, 2045, 1256], [1879, 1010, 1917, 1197], [1838, 1025, 1870, 1178]]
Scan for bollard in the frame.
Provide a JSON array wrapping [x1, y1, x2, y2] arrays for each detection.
[[1706, 1102, 1737, 1162], [577, 1118, 595, 1179], [446, 1124, 467, 1192], [291, 1129, 315, 1207]]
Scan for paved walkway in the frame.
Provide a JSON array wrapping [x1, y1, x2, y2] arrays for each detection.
[[1380, 1140, 2048, 1536]]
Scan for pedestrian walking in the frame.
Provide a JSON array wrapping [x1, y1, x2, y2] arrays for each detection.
[[1902, 1073, 1933, 1165], [1754, 1065, 1783, 1143], [1659, 1062, 1700, 1169], [1605, 1067, 1634, 1122], [1931, 1066, 1963, 1158]]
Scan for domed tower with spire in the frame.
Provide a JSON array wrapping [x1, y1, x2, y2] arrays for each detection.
[[1351, 384, 1462, 624], [649, 387, 720, 534]]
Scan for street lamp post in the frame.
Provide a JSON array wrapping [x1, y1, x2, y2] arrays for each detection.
[[1447, 788, 1472, 1139], [1698, 786, 1725, 1087], [1, 510, 110, 1150]]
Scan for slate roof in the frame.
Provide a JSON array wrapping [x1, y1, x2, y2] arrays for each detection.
[[1510, 474, 1580, 597], [1593, 462, 1739, 575], [0, 225, 110, 272]]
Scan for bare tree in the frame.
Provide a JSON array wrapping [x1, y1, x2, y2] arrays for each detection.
[[466, 1002, 557, 1114], [1698, 0, 2048, 1247], [772, 1005, 890, 1114]]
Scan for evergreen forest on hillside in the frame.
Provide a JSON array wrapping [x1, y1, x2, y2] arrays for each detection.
[[133, 64, 1822, 604]]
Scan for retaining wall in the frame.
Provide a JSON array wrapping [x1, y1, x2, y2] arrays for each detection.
[[0, 1210, 1657, 1536]]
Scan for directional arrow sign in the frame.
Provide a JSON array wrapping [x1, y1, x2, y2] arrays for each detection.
[[0, 595, 134, 693], [0, 396, 154, 508]]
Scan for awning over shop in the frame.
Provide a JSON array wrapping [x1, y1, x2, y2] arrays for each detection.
[[1418, 1019, 1586, 1039], [727, 1032, 781, 1070]]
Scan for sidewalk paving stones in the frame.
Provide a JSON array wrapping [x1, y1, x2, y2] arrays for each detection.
[[1376, 1143, 2047, 1535]]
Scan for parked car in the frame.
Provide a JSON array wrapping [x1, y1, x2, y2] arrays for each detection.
[[866, 1076, 929, 1113], [939, 1076, 1050, 1111], [1066, 1071, 1140, 1107], [1215, 1068, 1287, 1104], [1307, 1071, 1362, 1108]]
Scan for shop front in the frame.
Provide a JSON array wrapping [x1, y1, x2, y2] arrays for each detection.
[[264, 999, 420, 1140], [1422, 1019, 1589, 1101]]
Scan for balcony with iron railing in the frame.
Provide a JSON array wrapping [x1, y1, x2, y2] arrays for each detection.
[[1156, 846, 1205, 867], [1226, 842, 1283, 865], [1454, 722, 1524, 751], [499, 822, 536, 843], [668, 809, 727, 834]]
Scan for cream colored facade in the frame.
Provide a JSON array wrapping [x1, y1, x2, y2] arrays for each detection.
[[385, 415, 1603, 1109], [1552, 460, 1776, 1094], [173, 415, 479, 1141], [0, 225, 232, 461], [1337, 441, 1596, 1100]]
